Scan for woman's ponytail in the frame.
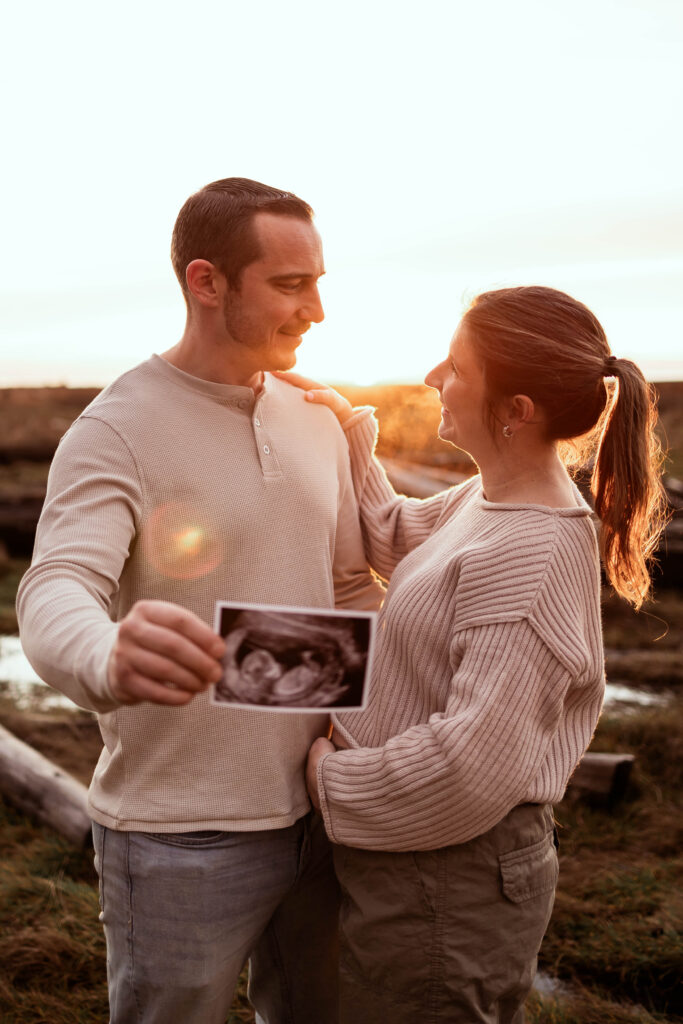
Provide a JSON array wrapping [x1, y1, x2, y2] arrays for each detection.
[[591, 360, 668, 608]]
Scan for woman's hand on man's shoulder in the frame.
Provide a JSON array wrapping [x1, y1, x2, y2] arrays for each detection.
[[273, 371, 354, 425]]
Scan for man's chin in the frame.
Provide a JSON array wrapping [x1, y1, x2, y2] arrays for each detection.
[[274, 350, 298, 372]]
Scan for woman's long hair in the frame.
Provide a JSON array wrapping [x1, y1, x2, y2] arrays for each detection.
[[464, 286, 668, 608]]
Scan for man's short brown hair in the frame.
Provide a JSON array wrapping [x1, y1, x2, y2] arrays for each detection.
[[171, 177, 314, 297]]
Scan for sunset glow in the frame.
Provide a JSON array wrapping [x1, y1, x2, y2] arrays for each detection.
[[2, 1, 682, 386]]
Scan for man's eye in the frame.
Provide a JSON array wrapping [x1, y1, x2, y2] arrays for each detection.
[[278, 282, 301, 292]]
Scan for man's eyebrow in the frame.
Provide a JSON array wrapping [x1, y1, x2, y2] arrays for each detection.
[[268, 270, 326, 281]]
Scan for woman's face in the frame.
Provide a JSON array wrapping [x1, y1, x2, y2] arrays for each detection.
[[424, 323, 489, 456]]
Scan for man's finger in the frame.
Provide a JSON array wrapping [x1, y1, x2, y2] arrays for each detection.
[[110, 670, 198, 706], [135, 601, 226, 658], [123, 648, 220, 692], [120, 614, 225, 677]]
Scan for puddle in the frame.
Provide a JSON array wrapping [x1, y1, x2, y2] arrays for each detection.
[[532, 970, 572, 998], [603, 681, 671, 708], [0, 635, 75, 712]]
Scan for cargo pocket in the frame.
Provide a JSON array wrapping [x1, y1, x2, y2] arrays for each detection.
[[499, 830, 559, 903]]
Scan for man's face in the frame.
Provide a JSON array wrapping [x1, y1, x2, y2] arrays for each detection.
[[221, 211, 325, 373]]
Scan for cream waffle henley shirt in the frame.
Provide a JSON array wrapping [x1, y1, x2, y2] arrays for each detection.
[[17, 356, 383, 832]]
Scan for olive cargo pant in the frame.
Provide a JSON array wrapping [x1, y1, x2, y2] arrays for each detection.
[[333, 803, 558, 1024]]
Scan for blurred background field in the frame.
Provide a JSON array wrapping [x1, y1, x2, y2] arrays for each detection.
[[0, 383, 682, 1022]]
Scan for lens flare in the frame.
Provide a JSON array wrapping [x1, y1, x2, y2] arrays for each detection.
[[141, 502, 224, 580]]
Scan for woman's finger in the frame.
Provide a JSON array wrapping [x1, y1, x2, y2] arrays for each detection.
[[274, 372, 354, 423], [272, 370, 324, 390]]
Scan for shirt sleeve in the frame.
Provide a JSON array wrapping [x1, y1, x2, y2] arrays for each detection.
[[342, 408, 455, 581], [16, 416, 143, 713], [317, 618, 573, 851]]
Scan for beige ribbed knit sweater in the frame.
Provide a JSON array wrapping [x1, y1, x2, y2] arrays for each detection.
[[17, 357, 383, 831], [317, 410, 605, 851]]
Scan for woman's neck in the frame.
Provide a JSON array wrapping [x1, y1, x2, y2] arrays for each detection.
[[478, 448, 578, 507]]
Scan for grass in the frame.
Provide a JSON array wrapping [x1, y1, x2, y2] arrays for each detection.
[[0, 798, 108, 1023], [526, 987, 674, 1023], [533, 697, 683, 1021], [0, 796, 255, 1023]]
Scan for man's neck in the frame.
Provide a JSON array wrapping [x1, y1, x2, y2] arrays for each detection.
[[162, 333, 263, 392]]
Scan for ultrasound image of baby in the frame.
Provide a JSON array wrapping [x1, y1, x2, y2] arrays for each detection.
[[214, 610, 366, 709]]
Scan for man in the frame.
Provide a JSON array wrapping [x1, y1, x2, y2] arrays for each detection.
[[17, 178, 383, 1024]]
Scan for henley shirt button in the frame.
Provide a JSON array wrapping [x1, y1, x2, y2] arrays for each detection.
[[254, 418, 261, 427], [263, 445, 270, 455]]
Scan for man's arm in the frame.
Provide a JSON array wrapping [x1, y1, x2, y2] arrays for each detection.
[[17, 416, 224, 713]]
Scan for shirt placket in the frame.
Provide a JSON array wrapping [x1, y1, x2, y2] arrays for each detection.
[[253, 397, 282, 479]]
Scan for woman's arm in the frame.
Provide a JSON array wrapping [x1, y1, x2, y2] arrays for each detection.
[[276, 372, 459, 579], [313, 618, 592, 851]]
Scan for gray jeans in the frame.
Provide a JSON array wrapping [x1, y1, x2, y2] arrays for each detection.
[[92, 812, 339, 1024], [334, 803, 559, 1024]]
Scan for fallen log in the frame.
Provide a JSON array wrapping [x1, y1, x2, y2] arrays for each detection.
[[565, 751, 635, 806], [0, 723, 91, 847]]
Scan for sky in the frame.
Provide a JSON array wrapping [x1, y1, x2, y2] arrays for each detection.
[[2, 0, 683, 387]]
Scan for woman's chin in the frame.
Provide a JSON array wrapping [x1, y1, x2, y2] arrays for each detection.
[[437, 421, 455, 444]]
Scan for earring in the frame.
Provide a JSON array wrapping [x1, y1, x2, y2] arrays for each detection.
[[502, 425, 513, 438]]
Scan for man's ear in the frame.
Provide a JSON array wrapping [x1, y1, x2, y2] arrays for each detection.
[[185, 259, 223, 307]]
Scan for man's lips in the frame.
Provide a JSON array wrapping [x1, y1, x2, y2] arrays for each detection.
[[279, 325, 310, 337]]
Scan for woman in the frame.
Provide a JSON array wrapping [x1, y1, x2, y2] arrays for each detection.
[[282, 285, 667, 1023]]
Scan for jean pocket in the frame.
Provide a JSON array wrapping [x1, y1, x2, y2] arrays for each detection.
[[145, 830, 226, 848], [499, 831, 559, 904]]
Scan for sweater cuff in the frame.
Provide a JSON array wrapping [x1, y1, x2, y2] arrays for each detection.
[[342, 406, 377, 434], [73, 623, 122, 712], [316, 750, 339, 844]]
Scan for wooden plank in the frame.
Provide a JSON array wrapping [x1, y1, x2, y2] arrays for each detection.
[[565, 751, 635, 805], [380, 458, 466, 498], [0, 723, 91, 847]]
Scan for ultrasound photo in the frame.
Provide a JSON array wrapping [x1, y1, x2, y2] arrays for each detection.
[[211, 602, 376, 712]]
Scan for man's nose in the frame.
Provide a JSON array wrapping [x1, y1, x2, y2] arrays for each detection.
[[301, 286, 324, 324]]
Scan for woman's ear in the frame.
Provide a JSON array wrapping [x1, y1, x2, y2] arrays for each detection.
[[499, 387, 536, 428], [185, 259, 223, 308]]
